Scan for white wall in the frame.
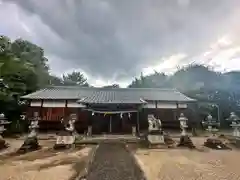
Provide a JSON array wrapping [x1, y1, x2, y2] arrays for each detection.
[[30, 100, 86, 108], [144, 102, 187, 109]]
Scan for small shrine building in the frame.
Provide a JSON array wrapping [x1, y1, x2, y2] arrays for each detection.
[[21, 86, 196, 134]]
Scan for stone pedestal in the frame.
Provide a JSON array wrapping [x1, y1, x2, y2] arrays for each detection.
[[54, 116, 76, 150], [163, 133, 175, 146], [0, 137, 8, 150], [147, 134, 164, 145], [54, 131, 75, 150], [146, 115, 166, 148], [132, 126, 136, 136], [87, 126, 92, 137], [147, 130, 165, 148], [178, 135, 195, 149], [231, 125, 240, 137], [18, 136, 40, 153], [18, 132, 40, 153], [0, 114, 10, 150]]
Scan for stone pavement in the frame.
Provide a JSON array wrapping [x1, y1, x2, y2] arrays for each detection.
[[86, 142, 146, 180]]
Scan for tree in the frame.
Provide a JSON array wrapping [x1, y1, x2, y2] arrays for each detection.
[[128, 64, 240, 127], [11, 38, 50, 87], [49, 75, 64, 86], [62, 71, 89, 86], [0, 35, 50, 132], [103, 84, 120, 88]]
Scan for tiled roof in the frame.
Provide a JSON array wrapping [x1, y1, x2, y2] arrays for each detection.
[[21, 86, 196, 103], [77, 90, 147, 104]]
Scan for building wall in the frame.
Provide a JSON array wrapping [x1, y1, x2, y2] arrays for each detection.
[[26, 99, 190, 132]]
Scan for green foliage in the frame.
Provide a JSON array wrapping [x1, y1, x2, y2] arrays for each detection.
[[0, 35, 50, 129], [128, 64, 240, 126], [62, 71, 89, 86]]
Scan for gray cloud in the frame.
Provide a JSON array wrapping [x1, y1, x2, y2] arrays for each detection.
[[1, 0, 240, 83]]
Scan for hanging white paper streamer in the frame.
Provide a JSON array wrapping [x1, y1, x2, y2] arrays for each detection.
[[120, 113, 123, 119]]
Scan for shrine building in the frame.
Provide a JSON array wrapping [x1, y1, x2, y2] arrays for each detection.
[[21, 86, 196, 134]]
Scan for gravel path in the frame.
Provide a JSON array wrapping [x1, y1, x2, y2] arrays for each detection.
[[86, 142, 145, 180]]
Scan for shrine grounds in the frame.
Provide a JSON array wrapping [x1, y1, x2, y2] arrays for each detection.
[[1, 135, 240, 180]]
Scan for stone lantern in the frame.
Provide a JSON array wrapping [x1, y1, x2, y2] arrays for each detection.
[[18, 111, 40, 153], [205, 114, 220, 136], [203, 114, 229, 149], [179, 113, 188, 136], [226, 112, 240, 137], [0, 113, 10, 150], [177, 113, 195, 148]]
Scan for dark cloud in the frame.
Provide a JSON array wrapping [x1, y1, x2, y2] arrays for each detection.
[[1, 0, 240, 84]]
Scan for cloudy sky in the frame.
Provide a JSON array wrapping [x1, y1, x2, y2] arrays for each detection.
[[1, 0, 240, 87]]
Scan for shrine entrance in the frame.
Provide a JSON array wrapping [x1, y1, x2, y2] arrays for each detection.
[[89, 109, 140, 134]]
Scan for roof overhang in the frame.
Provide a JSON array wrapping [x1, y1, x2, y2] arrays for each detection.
[[77, 98, 147, 105], [84, 109, 139, 114]]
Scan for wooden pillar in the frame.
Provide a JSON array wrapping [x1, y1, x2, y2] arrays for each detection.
[[40, 99, 43, 120], [109, 115, 112, 133], [137, 110, 140, 134], [64, 100, 68, 120], [28, 100, 32, 118], [176, 102, 179, 120]]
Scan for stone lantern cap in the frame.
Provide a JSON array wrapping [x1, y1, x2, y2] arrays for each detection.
[[227, 112, 240, 128], [205, 114, 219, 127], [0, 113, 6, 120], [0, 113, 10, 125], [228, 112, 240, 122], [178, 113, 188, 121]]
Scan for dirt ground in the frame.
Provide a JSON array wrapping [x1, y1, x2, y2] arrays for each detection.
[[133, 137, 240, 180], [0, 139, 93, 180]]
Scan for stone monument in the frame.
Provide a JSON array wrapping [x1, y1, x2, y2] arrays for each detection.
[[0, 113, 10, 150], [54, 114, 76, 150], [146, 114, 165, 147], [177, 113, 195, 148], [18, 112, 41, 153], [203, 114, 229, 149]]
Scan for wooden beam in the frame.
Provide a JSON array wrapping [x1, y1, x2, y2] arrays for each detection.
[[137, 110, 140, 134], [109, 115, 112, 133], [40, 99, 43, 120], [176, 102, 179, 120], [64, 100, 68, 120]]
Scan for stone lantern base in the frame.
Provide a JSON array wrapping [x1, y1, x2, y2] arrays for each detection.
[[163, 133, 175, 147], [178, 135, 195, 149], [204, 138, 231, 150], [53, 131, 75, 150], [17, 136, 40, 153]]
